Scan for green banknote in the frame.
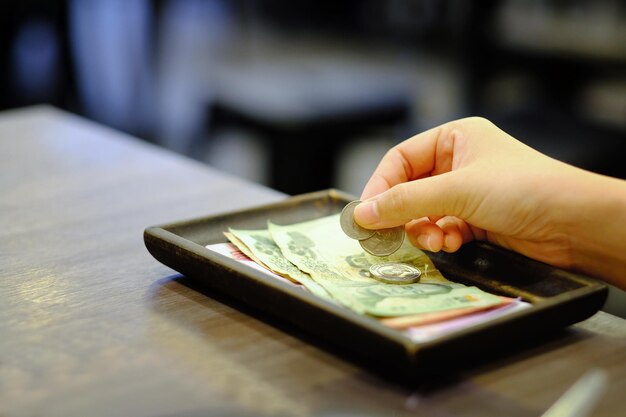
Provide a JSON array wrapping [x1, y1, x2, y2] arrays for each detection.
[[268, 214, 503, 317], [227, 228, 334, 301]]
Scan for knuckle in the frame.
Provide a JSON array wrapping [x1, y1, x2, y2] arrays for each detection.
[[467, 116, 492, 126], [454, 116, 495, 131], [383, 147, 398, 160]]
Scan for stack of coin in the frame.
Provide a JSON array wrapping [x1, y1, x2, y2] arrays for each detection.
[[340, 200, 405, 257]]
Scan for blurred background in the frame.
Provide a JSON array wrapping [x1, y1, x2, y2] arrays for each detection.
[[1, 0, 625, 315]]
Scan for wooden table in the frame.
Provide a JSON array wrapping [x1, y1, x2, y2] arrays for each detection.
[[1, 106, 624, 417]]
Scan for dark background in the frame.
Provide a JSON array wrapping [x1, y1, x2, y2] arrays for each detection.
[[1, 0, 624, 312]]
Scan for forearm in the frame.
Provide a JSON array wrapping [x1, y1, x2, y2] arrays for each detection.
[[561, 167, 626, 290]]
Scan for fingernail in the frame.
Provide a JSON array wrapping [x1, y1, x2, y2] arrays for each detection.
[[354, 200, 379, 225], [417, 234, 433, 251]]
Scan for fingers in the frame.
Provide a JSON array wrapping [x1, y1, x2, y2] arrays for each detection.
[[360, 117, 514, 202], [436, 216, 475, 252], [406, 218, 444, 252], [361, 124, 455, 200], [406, 216, 476, 253], [354, 171, 465, 229]]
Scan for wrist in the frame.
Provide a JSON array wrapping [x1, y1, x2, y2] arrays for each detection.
[[560, 166, 626, 289]]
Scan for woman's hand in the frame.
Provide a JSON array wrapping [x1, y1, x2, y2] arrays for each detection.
[[354, 117, 626, 289]]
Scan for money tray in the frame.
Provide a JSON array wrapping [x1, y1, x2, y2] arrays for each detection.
[[144, 189, 608, 382]]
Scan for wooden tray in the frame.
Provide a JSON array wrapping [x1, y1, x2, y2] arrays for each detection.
[[144, 189, 607, 381]]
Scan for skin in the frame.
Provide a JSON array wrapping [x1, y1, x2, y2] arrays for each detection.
[[353, 117, 626, 290]]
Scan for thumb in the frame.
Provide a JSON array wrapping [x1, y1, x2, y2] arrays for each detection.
[[353, 172, 465, 229]]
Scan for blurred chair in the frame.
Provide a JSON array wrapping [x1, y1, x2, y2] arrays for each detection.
[[208, 49, 413, 195], [0, 1, 74, 110], [69, 0, 154, 137]]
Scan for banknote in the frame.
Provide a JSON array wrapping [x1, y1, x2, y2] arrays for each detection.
[[226, 228, 333, 301], [205, 240, 529, 338], [205, 241, 303, 289], [268, 214, 503, 317], [379, 296, 514, 329], [223, 232, 286, 278], [405, 299, 531, 342]]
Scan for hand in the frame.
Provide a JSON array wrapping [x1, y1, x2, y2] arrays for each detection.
[[354, 117, 626, 289]]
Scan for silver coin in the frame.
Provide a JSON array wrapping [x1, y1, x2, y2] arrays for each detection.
[[340, 200, 375, 241], [369, 262, 421, 285], [359, 226, 404, 256]]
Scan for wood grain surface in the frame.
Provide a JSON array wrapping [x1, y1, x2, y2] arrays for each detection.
[[1, 106, 624, 417]]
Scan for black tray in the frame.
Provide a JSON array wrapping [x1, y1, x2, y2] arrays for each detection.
[[144, 189, 607, 381]]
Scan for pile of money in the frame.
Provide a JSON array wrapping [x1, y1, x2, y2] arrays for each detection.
[[340, 200, 405, 257], [223, 210, 505, 323]]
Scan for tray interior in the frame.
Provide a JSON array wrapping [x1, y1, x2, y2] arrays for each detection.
[[158, 189, 602, 304]]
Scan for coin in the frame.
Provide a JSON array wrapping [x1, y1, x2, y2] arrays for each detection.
[[369, 262, 421, 285], [359, 226, 404, 256], [340, 200, 375, 241]]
